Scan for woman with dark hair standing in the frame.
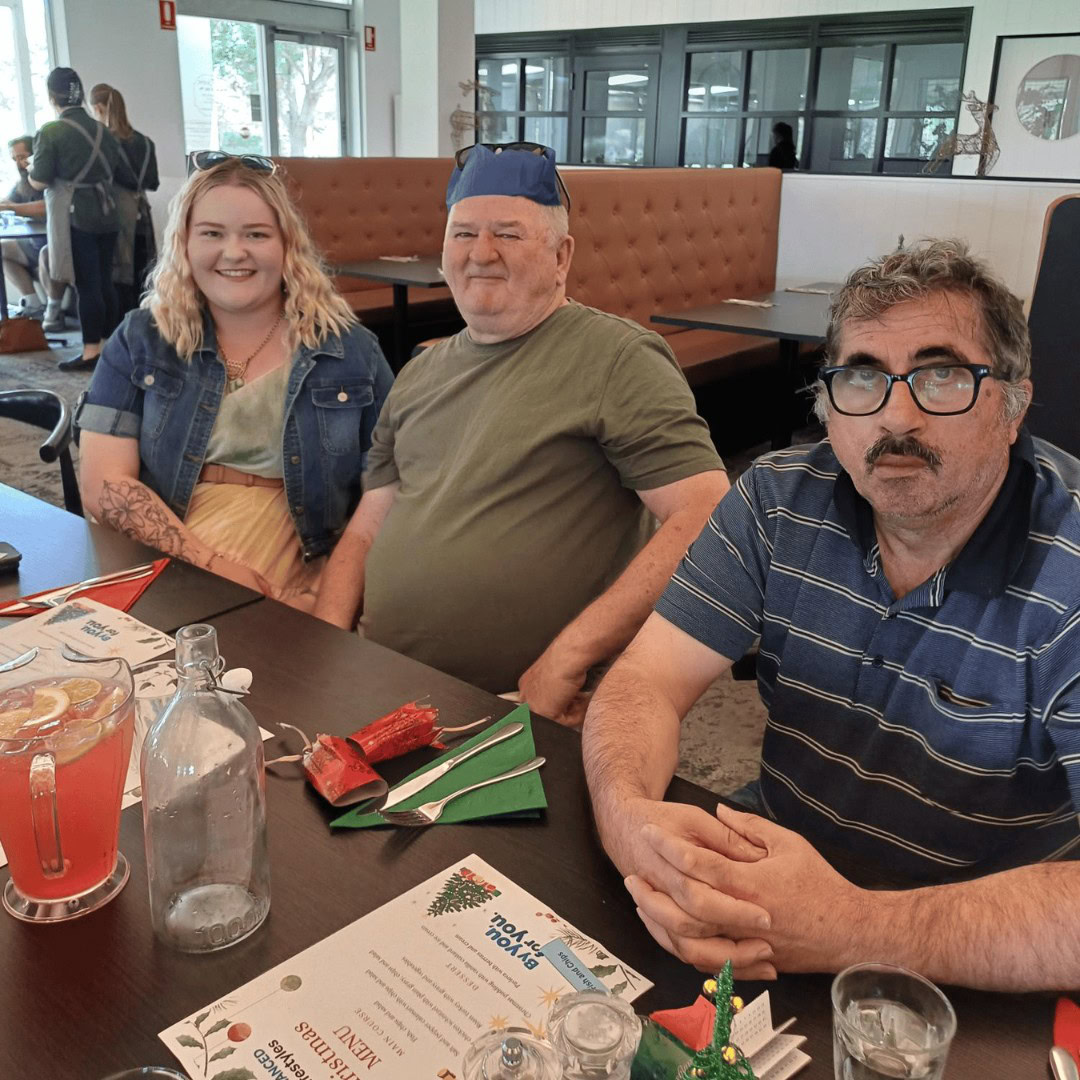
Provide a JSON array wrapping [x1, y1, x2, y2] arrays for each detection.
[[89, 83, 159, 314], [29, 67, 137, 371]]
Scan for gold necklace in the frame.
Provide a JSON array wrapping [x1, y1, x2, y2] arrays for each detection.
[[218, 310, 285, 384]]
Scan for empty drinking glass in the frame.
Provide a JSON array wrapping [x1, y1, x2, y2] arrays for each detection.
[[832, 963, 957, 1079]]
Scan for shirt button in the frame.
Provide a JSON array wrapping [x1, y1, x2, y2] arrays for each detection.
[[337, 391, 348, 402], [290, 455, 300, 465], [143, 374, 155, 386], [871, 655, 885, 668], [293, 506, 303, 515]]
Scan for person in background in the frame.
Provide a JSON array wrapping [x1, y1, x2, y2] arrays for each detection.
[[89, 83, 159, 314], [28, 67, 136, 371], [582, 240, 1080, 992], [767, 122, 798, 170], [315, 144, 729, 724], [77, 153, 393, 610]]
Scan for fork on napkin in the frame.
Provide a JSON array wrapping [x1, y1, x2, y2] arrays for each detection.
[[330, 705, 545, 829]]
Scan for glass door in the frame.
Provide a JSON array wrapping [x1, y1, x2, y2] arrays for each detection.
[[269, 30, 346, 157], [573, 55, 659, 166]]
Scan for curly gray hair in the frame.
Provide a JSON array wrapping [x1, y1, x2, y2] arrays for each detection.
[[813, 239, 1032, 423]]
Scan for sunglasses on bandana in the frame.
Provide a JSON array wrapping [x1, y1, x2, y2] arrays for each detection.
[[453, 142, 571, 211]]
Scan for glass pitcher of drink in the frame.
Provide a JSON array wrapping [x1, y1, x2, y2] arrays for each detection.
[[0, 647, 135, 922]]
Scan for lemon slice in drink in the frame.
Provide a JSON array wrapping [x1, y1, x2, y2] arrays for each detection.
[[0, 708, 31, 738], [61, 677, 102, 707], [54, 720, 103, 765], [22, 687, 70, 729], [91, 687, 127, 721]]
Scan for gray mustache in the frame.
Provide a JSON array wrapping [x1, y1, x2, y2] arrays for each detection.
[[865, 435, 943, 471]]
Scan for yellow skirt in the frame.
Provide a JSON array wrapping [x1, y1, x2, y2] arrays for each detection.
[[185, 482, 323, 612]]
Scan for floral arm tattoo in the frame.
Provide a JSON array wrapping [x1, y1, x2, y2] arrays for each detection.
[[97, 479, 203, 565]]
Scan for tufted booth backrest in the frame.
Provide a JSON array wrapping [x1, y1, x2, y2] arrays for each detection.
[[563, 167, 781, 337], [275, 157, 455, 296]]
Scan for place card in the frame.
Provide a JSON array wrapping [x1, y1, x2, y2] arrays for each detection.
[[731, 991, 809, 1080], [161, 855, 652, 1080]]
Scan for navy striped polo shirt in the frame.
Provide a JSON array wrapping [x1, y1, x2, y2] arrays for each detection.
[[656, 431, 1080, 883]]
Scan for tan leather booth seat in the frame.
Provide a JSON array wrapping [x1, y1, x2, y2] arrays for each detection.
[[274, 156, 455, 321], [564, 167, 782, 386]]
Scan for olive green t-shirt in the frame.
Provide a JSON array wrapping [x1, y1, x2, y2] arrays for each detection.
[[361, 301, 723, 693]]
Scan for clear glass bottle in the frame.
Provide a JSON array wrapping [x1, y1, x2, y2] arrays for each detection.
[[140, 624, 270, 952]]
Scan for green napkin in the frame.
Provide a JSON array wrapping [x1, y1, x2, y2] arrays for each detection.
[[331, 705, 546, 828]]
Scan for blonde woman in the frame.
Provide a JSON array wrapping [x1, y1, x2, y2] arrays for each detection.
[[89, 83, 159, 312], [77, 153, 393, 609]]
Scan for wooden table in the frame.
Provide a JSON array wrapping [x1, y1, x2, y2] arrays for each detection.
[[0, 482, 260, 632], [0, 598, 1054, 1077], [335, 255, 447, 371], [653, 290, 831, 450], [0, 219, 48, 320]]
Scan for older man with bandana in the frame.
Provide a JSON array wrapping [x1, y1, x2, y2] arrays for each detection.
[[315, 144, 728, 724], [582, 239, 1080, 992]]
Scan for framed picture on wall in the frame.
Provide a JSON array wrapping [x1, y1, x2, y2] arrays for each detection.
[[988, 33, 1080, 180]]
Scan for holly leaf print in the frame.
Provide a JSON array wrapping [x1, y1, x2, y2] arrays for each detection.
[[176, 1034, 202, 1049], [209, 1069, 256, 1080], [205, 1018, 230, 1036], [589, 964, 616, 978], [210, 1047, 237, 1061], [194, 1011, 210, 1029], [610, 980, 628, 997]]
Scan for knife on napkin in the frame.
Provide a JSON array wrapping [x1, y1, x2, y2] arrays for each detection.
[[379, 720, 524, 811]]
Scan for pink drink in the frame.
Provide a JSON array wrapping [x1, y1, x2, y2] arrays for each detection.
[[0, 676, 134, 901]]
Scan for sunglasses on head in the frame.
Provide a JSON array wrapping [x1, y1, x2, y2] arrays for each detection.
[[454, 142, 571, 211], [186, 150, 276, 178]]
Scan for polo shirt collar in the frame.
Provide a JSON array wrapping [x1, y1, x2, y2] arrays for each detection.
[[832, 429, 1037, 598]]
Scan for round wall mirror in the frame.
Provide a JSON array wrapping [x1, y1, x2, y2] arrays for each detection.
[[1016, 54, 1080, 140]]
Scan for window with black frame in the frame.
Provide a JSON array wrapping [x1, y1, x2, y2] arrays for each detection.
[[811, 41, 964, 173], [477, 11, 968, 175], [475, 56, 571, 161], [683, 47, 810, 168]]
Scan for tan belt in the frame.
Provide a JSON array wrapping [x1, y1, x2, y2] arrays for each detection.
[[199, 464, 284, 489]]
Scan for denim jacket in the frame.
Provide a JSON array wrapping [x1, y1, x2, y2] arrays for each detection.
[[75, 308, 393, 560]]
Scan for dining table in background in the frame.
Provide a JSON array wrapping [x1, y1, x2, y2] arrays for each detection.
[[0, 592, 1054, 1078], [334, 254, 447, 371], [0, 218, 48, 321], [653, 289, 833, 450], [0, 482, 261, 632]]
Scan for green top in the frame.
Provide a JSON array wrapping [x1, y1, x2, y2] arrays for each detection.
[[361, 300, 723, 693], [30, 107, 136, 233], [203, 363, 291, 477]]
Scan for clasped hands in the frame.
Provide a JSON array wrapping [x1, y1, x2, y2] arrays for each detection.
[[612, 798, 866, 980]]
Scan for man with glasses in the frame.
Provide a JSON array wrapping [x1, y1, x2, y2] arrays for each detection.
[[582, 239, 1080, 990], [316, 143, 728, 725]]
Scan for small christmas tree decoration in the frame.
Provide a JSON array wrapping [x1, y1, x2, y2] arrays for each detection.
[[683, 962, 757, 1080]]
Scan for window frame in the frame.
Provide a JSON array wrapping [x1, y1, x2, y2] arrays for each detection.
[[476, 9, 972, 176]]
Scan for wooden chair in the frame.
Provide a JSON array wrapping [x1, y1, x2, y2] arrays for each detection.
[[0, 389, 82, 516], [1027, 194, 1080, 458]]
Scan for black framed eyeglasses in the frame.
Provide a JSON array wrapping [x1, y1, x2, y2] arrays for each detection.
[[186, 150, 276, 178], [453, 141, 571, 211], [820, 363, 994, 416]]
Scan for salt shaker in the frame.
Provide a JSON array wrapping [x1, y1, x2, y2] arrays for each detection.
[[547, 992, 642, 1079], [462, 1029, 561, 1080], [140, 624, 270, 952]]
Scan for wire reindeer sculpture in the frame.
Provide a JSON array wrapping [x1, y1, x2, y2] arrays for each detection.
[[924, 91, 999, 175]]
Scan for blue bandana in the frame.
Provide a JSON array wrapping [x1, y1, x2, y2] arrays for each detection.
[[446, 144, 563, 208]]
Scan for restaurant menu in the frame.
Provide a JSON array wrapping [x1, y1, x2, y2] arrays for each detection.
[[161, 855, 652, 1079]]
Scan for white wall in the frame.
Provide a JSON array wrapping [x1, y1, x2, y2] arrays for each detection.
[[475, 0, 1080, 175], [53, 0, 186, 181], [777, 172, 1077, 300], [359, 0, 402, 155], [397, 0, 475, 156]]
